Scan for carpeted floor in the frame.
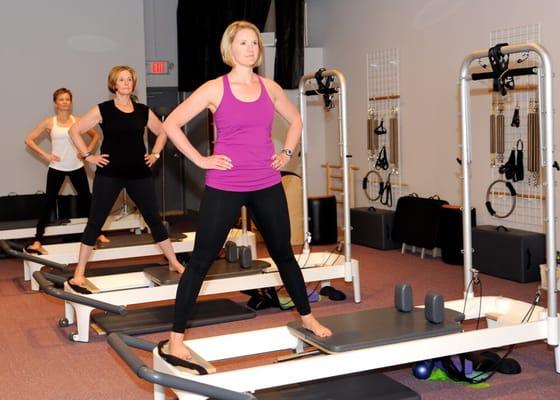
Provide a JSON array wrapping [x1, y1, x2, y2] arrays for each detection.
[[0, 221, 558, 399]]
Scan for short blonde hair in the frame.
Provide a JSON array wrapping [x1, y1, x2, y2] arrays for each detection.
[[52, 87, 72, 102], [107, 65, 137, 94], [220, 20, 264, 68]]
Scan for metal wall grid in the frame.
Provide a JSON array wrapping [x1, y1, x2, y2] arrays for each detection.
[[486, 24, 544, 232]]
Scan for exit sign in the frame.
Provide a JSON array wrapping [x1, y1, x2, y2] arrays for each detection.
[[147, 60, 170, 74]]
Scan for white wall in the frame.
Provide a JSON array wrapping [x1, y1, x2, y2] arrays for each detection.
[[261, 47, 328, 196], [0, 0, 147, 196], [306, 0, 560, 228]]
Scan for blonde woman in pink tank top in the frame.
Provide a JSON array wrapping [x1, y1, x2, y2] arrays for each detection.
[[163, 21, 332, 362]]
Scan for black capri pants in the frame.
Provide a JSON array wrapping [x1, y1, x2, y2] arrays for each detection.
[[36, 167, 91, 242], [81, 175, 168, 246], [172, 183, 310, 333]]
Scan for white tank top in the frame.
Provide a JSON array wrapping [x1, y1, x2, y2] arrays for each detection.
[[49, 115, 83, 171]]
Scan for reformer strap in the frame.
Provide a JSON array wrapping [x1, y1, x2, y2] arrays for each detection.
[[488, 43, 515, 96], [379, 172, 393, 207], [375, 146, 389, 170]]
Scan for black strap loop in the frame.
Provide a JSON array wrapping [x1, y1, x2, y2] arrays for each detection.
[[375, 146, 389, 170]]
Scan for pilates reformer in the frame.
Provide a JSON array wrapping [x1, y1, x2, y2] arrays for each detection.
[[103, 47, 560, 398], [5, 228, 352, 342], [0, 211, 145, 241], [19, 228, 256, 291], [26, 245, 350, 343]]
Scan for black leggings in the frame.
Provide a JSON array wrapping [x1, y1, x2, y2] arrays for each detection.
[[81, 175, 168, 246], [35, 167, 91, 242], [172, 183, 310, 333]]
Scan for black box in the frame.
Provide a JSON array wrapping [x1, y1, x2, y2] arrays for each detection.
[[350, 207, 400, 250], [472, 225, 545, 283], [308, 196, 338, 245]]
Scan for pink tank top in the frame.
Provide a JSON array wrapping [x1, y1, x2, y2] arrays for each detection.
[[206, 74, 281, 191]]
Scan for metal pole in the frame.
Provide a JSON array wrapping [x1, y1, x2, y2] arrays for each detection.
[[298, 76, 311, 253], [298, 69, 360, 301]]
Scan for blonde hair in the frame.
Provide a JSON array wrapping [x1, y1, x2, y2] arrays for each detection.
[[52, 87, 72, 102], [107, 65, 137, 94], [220, 20, 264, 68]]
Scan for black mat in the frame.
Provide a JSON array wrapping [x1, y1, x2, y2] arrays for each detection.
[[288, 307, 463, 353], [91, 298, 255, 336], [95, 232, 187, 249], [255, 371, 420, 400], [0, 219, 70, 231], [145, 258, 270, 286]]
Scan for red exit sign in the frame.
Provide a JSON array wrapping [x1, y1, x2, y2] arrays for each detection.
[[147, 60, 169, 74]]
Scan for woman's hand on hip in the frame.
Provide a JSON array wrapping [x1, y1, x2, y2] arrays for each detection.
[[199, 154, 233, 170], [271, 153, 290, 170], [46, 153, 61, 163], [144, 153, 159, 167], [85, 154, 110, 168]]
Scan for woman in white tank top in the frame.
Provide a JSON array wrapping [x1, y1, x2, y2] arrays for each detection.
[[24, 88, 107, 254]]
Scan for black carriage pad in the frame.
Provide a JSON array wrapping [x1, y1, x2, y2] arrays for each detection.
[[144, 258, 270, 286], [91, 298, 255, 336], [95, 232, 187, 249], [288, 307, 463, 353], [0, 219, 69, 231], [256, 370, 420, 400]]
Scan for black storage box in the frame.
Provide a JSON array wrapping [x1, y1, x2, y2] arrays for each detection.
[[350, 207, 400, 250], [308, 195, 338, 245], [472, 225, 545, 283]]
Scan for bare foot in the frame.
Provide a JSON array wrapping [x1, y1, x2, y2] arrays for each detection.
[[28, 241, 47, 255], [169, 260, 185, 275], [168, 332, 192, 360], [69, 275, 87, 287], [97, 234, 110, 243], [301, 314, 332, 337]]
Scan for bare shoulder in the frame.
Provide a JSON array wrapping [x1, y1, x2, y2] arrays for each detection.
[[42, 116, 54, 131], [200, 77, 224, 109], [261, 77, 284, 101]]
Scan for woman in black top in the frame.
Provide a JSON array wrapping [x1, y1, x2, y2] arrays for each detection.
[[68, 65, 184, 289]]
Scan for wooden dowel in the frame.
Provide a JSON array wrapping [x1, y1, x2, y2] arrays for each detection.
[[491, 191, 545, 200], [369, 95, 400, 101]]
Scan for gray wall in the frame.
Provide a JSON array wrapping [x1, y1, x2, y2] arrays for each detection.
[[144, 0, 178, 88], [1, 0, 147, 196]]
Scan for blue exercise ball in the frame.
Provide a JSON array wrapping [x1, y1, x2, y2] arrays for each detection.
[[412, 360, 434, 380]]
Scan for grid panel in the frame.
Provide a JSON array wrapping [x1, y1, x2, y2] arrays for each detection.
[[365, 48, 404, 209], [484, 24, 544, 232]]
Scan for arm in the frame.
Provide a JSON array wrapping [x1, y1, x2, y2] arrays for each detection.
[[69, 106, 109, 168], [24, 118, 59, 162], [144, 109, 167, 167], [82, 124, 100, 153], [163, 80, 231, 170], [266, 79, 303, 170]]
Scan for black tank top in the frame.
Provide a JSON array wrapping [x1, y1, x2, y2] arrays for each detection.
[[97, 100, 150, 179]]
